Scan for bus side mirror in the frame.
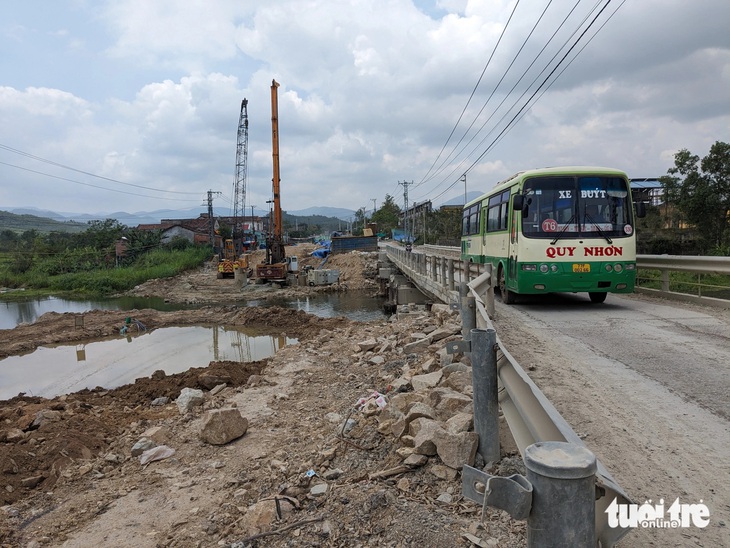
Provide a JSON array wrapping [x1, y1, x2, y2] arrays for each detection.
[[513, 194, 524, 211], [635, 202, 646, 218]]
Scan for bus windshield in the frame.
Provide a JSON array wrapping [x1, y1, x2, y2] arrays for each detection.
[[520, 175, 632, 239]]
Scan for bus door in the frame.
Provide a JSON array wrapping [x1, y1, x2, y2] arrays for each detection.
[[508, 195, 519, 282]]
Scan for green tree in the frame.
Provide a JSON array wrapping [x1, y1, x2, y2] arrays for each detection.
[[371, 194, 401, 237], [667, 141, 730, 253], [426, 207, 462, 244], [73, 219, 126, 250], [353, 207, 367, 236]]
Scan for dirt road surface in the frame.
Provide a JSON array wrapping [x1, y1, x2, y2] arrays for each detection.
[[495, 293, 730, 548]]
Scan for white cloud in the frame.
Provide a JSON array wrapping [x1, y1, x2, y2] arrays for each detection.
[[1, 0, 729, 216]]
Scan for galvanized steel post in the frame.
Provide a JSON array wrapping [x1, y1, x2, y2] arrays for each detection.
[[525, 442, 597, 548], [448, 258, 455, 291], [470, 328, 500, 463]]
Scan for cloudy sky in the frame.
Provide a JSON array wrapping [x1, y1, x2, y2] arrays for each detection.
[[1, 0, 728, 220]]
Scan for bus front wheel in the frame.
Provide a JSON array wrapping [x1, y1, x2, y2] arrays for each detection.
[[589, 292, 607, 303], [498, 265, 515, 305]]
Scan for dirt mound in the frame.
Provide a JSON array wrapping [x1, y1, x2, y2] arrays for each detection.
[[124, 245, 379, 305]]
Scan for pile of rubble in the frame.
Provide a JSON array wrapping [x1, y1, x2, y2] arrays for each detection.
[[1, 304, 526, 547]]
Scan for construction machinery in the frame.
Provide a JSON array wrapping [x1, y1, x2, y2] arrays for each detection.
[[218, 98, 251, 279], [256, 80, 288, 282], [217, 238, 249, 278]]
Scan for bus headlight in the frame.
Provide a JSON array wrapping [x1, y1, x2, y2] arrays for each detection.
[[604, 264, 613, 272], [522, 264, 537, 271], [550, 264, 558, 272], [614, 263, 623, 273], [539, 264, 549, 273], [626, 263, 636, 270]]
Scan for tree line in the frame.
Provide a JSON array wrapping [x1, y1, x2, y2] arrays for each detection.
[[641, 140, 729, 256]]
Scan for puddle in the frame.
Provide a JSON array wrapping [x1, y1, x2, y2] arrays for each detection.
[[0, 326, 296, 400], [0, 293, 387, 330]]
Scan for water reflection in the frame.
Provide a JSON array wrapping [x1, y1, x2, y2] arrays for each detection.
[[0, 295, 193, 331], [0, 292, 387, 330], [0, 326, 296, 400]]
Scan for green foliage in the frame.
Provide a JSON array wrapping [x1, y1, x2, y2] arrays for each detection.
[[371, 195, 401, 237], [0, 214, 210, 296], [637, 269, 730, 300], [425, 207, 462, 245], [666, 141, 730, 253]]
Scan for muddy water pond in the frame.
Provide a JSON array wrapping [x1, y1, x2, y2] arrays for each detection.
[[0, 326, 296, 400], [0, 293, 387, 330]]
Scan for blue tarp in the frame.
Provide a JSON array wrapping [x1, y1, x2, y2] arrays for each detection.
[[311, 241, 331, 259], [391, 229, 412, 243]]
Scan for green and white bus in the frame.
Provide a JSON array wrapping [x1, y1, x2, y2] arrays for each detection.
[[461, 166, 645, 304]]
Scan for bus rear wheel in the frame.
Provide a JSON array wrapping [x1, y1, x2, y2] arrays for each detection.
[[498, 265, 515, 305], [589, 292, 607, 303]]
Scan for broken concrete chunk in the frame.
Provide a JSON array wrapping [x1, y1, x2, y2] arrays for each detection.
[[403, 453, 428, 467], [403, 337, 431, 354], [357, 338, 378, 352], [445, 412, 474, 434], [433, 430, 478, 470], [176, 387, 204, 414], [199, 408, 249, 445], [411, 419, 442, 456], [411, 370, 443, 391], [428, 387, 472, 414]]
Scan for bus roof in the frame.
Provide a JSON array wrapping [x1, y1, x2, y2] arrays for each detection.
[[464, 165, 629, 208]]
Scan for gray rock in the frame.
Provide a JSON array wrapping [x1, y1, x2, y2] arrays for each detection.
[[176, 387, 205, 414], [199, 408, 249, 445], [131, 437, 157, 457], [411, 370, 443, 391]]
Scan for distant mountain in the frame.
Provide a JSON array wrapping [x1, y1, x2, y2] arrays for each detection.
[[0, 210, 88, 233], [0, 205, 354, 229], [286, 206, 356, 221]]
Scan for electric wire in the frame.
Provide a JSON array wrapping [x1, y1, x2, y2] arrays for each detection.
[[0, 161, 200, 202], [413, 0, 593, 202], [417, 0, 550, 190], [418, 0, 522, 187], [0, 144, 200, 195], [420, 0, 619, 205]]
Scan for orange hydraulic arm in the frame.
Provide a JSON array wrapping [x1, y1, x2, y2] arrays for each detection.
[[271, 80, 282, 245], [258, 78, 286, 272]]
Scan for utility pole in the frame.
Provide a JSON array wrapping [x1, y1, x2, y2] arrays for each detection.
[[206, 190, 222, 248], [249, 204, 257, 234], [399, 180, 413, 243], [461, 173, 467, 205], [371, 198, 377, 216]]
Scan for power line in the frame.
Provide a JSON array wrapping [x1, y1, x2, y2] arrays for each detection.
[[419, 0, 621, 205], [0, 161, 201, 202], [418, 0, 522, 187], [415, 0, 564, 195], [0, 143, 201, 195]]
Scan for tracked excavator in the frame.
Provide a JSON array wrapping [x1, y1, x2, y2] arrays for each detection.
[[255, 80, 289, 283]]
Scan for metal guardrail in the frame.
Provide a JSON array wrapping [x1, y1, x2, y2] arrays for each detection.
[[383, 244, 633, 546], [636, 255, 730, 307], [422, 245, 730, 306]]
